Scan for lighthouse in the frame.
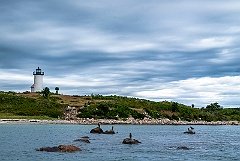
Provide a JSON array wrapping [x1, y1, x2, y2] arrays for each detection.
[[31, 67, 44, 92]]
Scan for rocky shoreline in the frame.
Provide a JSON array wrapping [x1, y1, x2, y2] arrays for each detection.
[[0, 117, 239, 125]]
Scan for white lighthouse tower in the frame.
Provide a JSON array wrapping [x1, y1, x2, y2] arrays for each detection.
[[31, 67, 44, 92]]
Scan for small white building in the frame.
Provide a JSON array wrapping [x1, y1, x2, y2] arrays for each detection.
[[31, 67, 44, 92]]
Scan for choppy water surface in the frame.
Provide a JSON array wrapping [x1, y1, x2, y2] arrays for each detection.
[[0, 124, 239, 161]]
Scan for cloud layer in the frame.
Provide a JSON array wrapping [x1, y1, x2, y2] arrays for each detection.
[[1, 0, 240, 107]]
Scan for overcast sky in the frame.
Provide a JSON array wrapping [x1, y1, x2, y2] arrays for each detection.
[[1, 0, 240, 108]]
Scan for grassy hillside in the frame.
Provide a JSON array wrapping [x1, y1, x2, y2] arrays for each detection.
[[75, 94, 240, 121], [0, 91, 240, 121], [0, 91, 64, 119]]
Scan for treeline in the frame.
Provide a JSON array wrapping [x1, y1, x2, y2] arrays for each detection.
[[78, 94, 240, 121], [0, 92, 64, 118]]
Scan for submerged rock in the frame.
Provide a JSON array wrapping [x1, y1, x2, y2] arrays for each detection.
[[74, 138, 91, 143], [36, 146, 61, 152], [177, 146, 190, 150], [36, 145, 81, 152]]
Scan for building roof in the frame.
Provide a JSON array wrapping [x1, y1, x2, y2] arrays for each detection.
[[31, 84, 34, 88]]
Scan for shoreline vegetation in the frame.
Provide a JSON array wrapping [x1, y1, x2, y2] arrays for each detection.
[[1, 118, 239, 125], [1, 91, 240, 125]]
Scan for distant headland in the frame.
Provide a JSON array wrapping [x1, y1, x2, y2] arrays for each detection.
[[0, 91, 239, 125]]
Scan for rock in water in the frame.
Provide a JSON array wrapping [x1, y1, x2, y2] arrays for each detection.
[[184, 130, 195, 134], [90, 127, 104, 134], [36, 146, 61, 152], [74, 138, 91, 143], [177, 146, 190, 150], [58, 145, 81, 152], [36, 145, 81, 152], [122, 138, 141, 144], [103, 126, 115, 134], [103, 130, 115, 134]]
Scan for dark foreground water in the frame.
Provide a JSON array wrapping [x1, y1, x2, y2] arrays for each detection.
[[0, 124, 239, 161]]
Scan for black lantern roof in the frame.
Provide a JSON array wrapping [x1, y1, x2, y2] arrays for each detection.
[[33, 67, 44, 75]]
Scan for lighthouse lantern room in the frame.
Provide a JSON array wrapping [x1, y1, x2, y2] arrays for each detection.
[[31, 67, 44, 92]]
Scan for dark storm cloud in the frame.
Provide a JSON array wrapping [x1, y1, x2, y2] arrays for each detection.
[[1, 0, 240, 107]]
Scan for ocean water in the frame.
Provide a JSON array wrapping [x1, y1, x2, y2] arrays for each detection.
[[0, 124, 239, 161]]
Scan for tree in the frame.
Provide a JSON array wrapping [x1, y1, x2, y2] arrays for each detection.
[[206, 102, 222, 111], [172, 102, 179, 112], [55, 87, 59, 95], [42, 87, 50, 98]]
